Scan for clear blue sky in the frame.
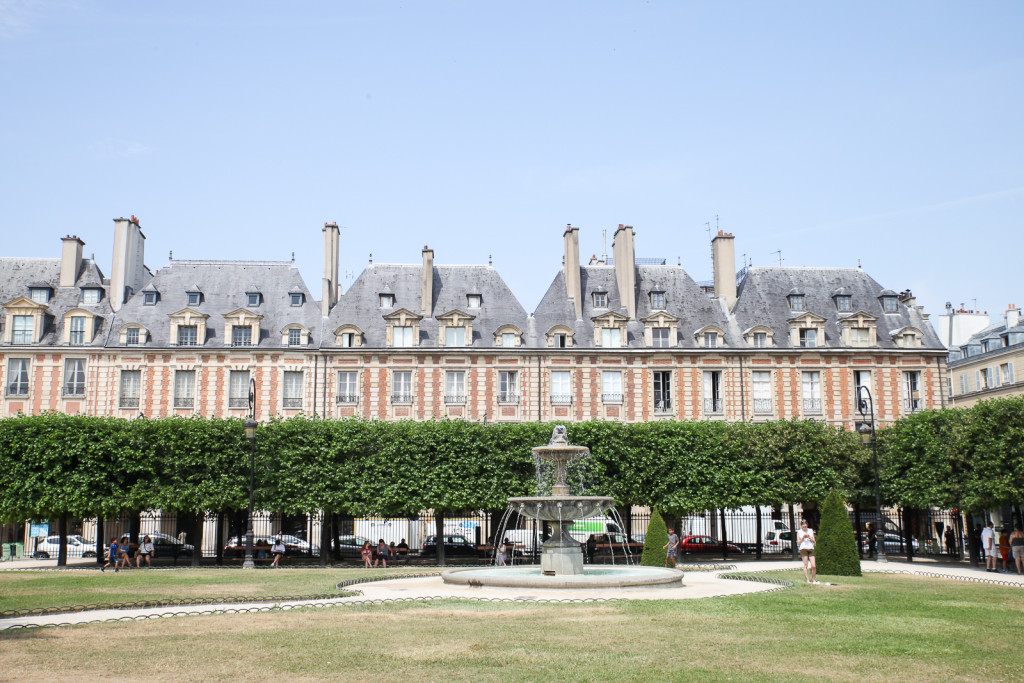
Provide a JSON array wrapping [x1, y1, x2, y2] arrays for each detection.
[[2, 2, 1021, 324]]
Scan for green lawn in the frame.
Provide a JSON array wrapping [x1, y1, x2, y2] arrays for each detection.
[[2, 570, 1022, 681]]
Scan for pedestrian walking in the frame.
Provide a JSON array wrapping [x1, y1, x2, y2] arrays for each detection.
[[135, 535, 155, 568], [981, 522, 996, 572], [663, 527, 679, 568], [866, 522, 876, 559], [1010, 525, 1024, 576], [102, 537, 119, 572], [798, 520, 819, 584], [944, 526, 956, 557], [998, 527, 1011, 573]]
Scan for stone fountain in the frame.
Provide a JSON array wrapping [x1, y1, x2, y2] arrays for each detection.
[[441, 426, 683, 589]]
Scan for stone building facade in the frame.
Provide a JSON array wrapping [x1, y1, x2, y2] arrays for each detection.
[[1, 218, 948, 429], [947, 303, 1024, 407]]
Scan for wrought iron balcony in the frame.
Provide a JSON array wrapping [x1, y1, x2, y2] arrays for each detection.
[[391, 393, 414, 404], [119, 397, 140, 409], [444, 394, 466, 404], [497, 392, 519, 404], [336, 394, 358, 404], [753, 398, 773, 414], [703, 398, 723, 414], [550, 394, 572, 405], [173, 398, 194, 409]]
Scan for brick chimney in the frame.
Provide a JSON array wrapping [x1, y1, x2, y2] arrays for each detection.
[[563, 225, 582, 320], [1006, 303, 1020, 329], [612, 224, 636, 319], [712, 230, 737, 310], [60, 235, 85, 287], [421, 245, 434, 316], [110, 216, 147, 311], [322, 222, 340, 316]]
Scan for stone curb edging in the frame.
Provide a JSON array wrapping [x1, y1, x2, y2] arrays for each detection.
[[863, 568, 1024, 588]]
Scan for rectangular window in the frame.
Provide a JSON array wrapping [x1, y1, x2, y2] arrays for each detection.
[[753, 332, 767, 348], [119, 370, 141, 409], [337, 371, 358, 403], [63, 359, 86, 396], [247, 293, 261, 307], [602, 371, 622, 403], [283, 371, 303, 409], [12, 315, 33, 344], [850, 327, 869, 346], [903, 371, 921, 412], [392, 371, 413, 403], [467, 294, 481, 308], [601, 328, 621, 347], [6, 358, 29, 396], [82, 289, 100, 304], [445, 327, 465, 346], [29, 288, 49, 303], [835, 295, 852, 312], [752, 371, 772, 414], [288, 328, 302, 346], [553, 333, 567, 348], [959, 374, 968, 395], [802, 371, 821, 413], [498, 370, 518, 403], [290, 293, 303, 306], [704, 332, 718, 348], [652, 328, 670, 348], [445, 371, 466, 404], [125, 327, 140, 346], [799, 328, 817, 348], [788, 294, 805, 311], [228, 370, 249, 409], [550, 371, 571, 404], [853, 370, 871, 413], [339, 332, 354, 348], [653, 371, 671, 412], [883, 296, 899, 313], [69, 316, 86, 345], [231, 326, 252, 347], [393, 326, 414, 347], [143, 291, 158, 305], [177, 325, 198, 346], [501, 332, 516, 347], [187, 292, 201, 306], [379, 293, 395, 308], [174, 370, 195, 408], [651, 292, 666, 309], [703, 371, 722, 414], [1001, 362, 1015, 385], [593, 292, 607, 308]]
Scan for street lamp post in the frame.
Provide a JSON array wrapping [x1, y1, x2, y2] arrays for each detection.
[[856, 386, 886, 563], [242, 378, 257, 570]]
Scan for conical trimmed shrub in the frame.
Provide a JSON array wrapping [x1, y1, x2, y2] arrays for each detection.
[[816, 489, 862, 576], [641, 508, 669, 567]]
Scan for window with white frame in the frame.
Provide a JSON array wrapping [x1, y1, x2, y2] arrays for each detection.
[[392, 371, 413, 403], [69, 316, 86, 345], [835, 295, 852, 312], [849, 327, 870, 347], [143, 291, 158, 305], [445, 327, 466, 346], [1000, 362, 1015, 386], [82, 288, 101, 304], [903, 371, 921, 411], [393, 326, 414, 347], [498, 370, 518, 403], [882, 296, 898, 313], [551, 371, 571, 404], [703, 371, 722, 414], [981, 367, 996, 389], [553, 333, 568, 348], [187, 291, 201, 306], [63, 359, 86, 396], [379, 293, 395, 308], [339, 332, 355, 348], [959, 373, 968, 394], [593, 292, 607, 308], [29, 288, 50, 304], [177, 325, 198, 346], [12, 316, 33, 344], [231, 325, 252, 347], [283, 371, 303, 408], [753, 332, 767, 348], [501, 332, 517, 347], [290, 293, 303, 306], [652, 327, 670, 348], [119, 370, 141, 408], [753, 371, 772, 414], [601, 328, 622, 347], [602, 371, 622, 403], [704, 332, 718, 348], [337, 371, 358, 403], [228, 370, 249, 409], [288, 328, 302, 346], [445, 371, 466, 403], [467, 294, 482, 308], [653, 371, 671, 412], [174, 370, 195, 408], [651, 291, 666, 309], [125, 327, 140, 346], [6, 358, 29, 396], [799, 328, 817, 348], [854, 370, 871, 411], [247, 293, 261, 307], [788, 294, 805, 311], [801, 371, 821, 413]]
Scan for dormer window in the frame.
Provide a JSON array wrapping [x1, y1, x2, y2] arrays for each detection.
[[69, 316, 86, 345], [650, 291, 666, 310], [288, 329, 302, 346], [246, 292, 262, 307], [379, 293, 395, 308], [125, 327, 140, 345], [704, 332, 718, 348], [187, 291, 202, 306], [593, 292, 608, 308], [882, 296, 898, 313], [29, 287, 51, 304], [290, 293, 304, 307], [494, 324, 523, 348], [467, 294, 482, 308], [143, 291, 158, 305], [787, 293, 805, 311], [446, 327, 466, 346], [754, 332, 767, 348], [545, 325, 574, 348], [835, 295, 852, 312], [799, 328, 817, 347], [232, 326, 252, 347], [82, 288, 102, 305]]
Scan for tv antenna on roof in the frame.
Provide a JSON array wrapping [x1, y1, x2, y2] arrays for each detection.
[[772, 250, 784, 266]]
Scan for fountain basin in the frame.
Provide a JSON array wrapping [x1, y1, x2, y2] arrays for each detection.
[[441, 566, 684, 589], [508, 495, 615, 522]]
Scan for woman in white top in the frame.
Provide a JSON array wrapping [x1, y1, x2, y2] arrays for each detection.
[[136, 535, 155, 568], [271, 537, 286, 568], [797, 520, 819, 584]]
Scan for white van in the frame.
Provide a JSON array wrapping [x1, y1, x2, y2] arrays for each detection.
[[568, 517, 624, 543]]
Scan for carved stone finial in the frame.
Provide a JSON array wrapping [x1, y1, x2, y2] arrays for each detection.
[[550, 425, 569, 446]]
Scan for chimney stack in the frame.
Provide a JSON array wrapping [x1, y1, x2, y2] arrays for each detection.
[[712, 230, 737, 310], [612, 225, 636, 319], [110, 216, 147, 311], [60, 235, 85, 287], [563, 225, 582, 320], [322, 222, 340, 316], [1007, 303, 1020, 329], [421, 245, 434, 316]]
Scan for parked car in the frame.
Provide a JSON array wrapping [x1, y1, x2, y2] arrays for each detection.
[[421, 534, 480, 557], [277, 534, 319, 556], [763, 530, 794, 553], [34, 534, 97, 559], [336, 535, 374, 559], [861, 533, 919, 554], [678, 534, 743, 555]]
